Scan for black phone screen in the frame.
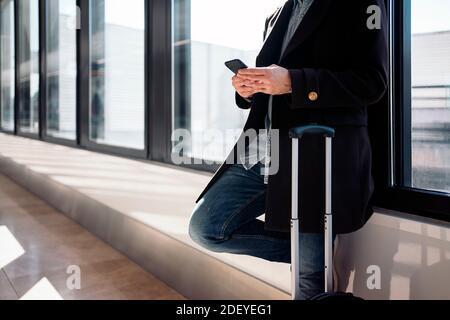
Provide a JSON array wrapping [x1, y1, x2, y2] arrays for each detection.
[[225, 59, 248, 74]]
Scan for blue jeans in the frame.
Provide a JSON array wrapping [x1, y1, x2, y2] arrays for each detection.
[[189, 163, 330, 300]]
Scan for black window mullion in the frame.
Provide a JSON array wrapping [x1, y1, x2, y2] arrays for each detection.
[[173, 0, 191, 138], [77, 0, 89, 147], [148, 0, 173, 163], [144, 0, 150, 159], [0, 1, 3, 131], [13, 0, 19, 135], [398, 0, 412, 188], [39, 0, 46, 139], [0, 2, 2, 131]]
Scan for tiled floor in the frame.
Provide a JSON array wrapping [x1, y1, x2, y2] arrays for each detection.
[[0, 174, 185, 300]]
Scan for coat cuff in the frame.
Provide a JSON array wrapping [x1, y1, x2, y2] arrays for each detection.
[[235, 92, 253, 109], [287, 68, 320, 109]]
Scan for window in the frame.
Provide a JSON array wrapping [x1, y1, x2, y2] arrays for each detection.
[[45, 0, 77, 140], [0, 0, 15, 131], [408, 0, 450, 194], [17, 0, 40, 134], [173, 0, 285, 163], [89, 0, 145, 150], [383, 0, 449, 221]]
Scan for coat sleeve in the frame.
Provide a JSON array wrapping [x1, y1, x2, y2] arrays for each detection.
[[235, 92, 253, 110], [287, 0, 388, 109]]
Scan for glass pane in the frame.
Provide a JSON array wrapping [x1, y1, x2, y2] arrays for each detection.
[[410, 0, 450, 193], [18, 0, 40, 134], [46, 0, 77, 140], [0, 0, 15, 131], [173, 0, 285, 163], [89, 0, 145, 150]]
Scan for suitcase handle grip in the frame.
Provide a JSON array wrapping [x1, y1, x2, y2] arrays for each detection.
[[289, 125, 335, 139]]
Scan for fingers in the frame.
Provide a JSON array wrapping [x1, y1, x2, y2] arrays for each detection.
[[243, 78, 267, 88], [241, 80, 267, 92], [232, 75, 244, 86], [235, 73, 251, 81], [232, 77, 249, 92], [239, 87, 257, 99], [233, 80, 256, 98], [240, 85, 269, 97], [232, 73, 271, 96], [250, 85, 269, 93], [238, 69, 270, 83], [240, 75, 266, 82], [233, 75, 263, 88], [238, 68, 267, 76], [235, 73, 264, 84]]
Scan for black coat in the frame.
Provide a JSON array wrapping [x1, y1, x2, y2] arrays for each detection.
[[196, 0, 388, 234]]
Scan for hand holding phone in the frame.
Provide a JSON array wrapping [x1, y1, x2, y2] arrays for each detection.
[[227, 59, 256, 99]]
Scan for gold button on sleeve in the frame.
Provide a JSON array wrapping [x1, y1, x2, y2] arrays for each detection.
[[308, 92, 319, 102]]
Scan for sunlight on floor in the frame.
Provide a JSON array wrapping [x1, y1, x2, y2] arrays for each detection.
[[0, 226, 63, 300], [0, 226, 25, 269], [20, 278, 63, 301]]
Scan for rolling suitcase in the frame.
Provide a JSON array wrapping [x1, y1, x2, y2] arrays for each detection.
[[289, 125, 362, 301]]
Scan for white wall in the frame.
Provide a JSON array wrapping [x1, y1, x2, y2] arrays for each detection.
[[336, 210, 450, 300]]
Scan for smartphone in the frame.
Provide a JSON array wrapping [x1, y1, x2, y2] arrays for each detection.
[[225, 59, 248, 74]]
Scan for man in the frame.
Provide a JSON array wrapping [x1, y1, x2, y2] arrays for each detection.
[[189, 0, 388, 299]]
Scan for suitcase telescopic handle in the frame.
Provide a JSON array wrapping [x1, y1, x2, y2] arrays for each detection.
[[289, 124, 335, 300], [289, 124, 335, 139]]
